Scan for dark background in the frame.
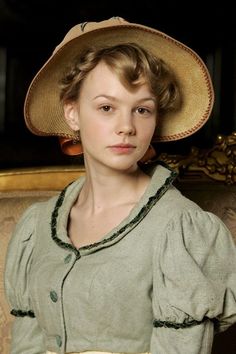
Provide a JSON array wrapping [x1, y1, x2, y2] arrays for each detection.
[[0, 0, 236, 168]]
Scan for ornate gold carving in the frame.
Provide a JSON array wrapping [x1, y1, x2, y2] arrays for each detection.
[[158, 132, 236, 184]]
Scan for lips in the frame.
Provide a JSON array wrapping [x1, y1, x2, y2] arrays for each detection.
[[108, 143, 136, 154], [110, 143, 135, 148]]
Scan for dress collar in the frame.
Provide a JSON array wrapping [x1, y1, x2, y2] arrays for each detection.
[[51, 163, 177, 255]]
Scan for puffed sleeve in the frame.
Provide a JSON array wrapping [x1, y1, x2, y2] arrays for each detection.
[[151, 209, 236, 354], [4, 203, 46, 354]]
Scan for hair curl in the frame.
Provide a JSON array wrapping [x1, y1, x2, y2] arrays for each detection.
[[59, 43, 181, 116]]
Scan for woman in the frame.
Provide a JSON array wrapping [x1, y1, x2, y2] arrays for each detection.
[[4, 17, 236, 354]]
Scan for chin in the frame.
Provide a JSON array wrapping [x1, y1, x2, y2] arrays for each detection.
[[108, 158, 140, 172]]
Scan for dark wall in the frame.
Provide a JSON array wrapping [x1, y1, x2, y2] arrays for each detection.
[[0, 0, 235, 168]]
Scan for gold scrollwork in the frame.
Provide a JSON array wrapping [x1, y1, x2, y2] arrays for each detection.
[[158, 132, 236, 184]]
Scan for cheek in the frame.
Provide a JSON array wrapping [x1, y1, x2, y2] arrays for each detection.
[[140, 120, 156, 139], [81, 120, 110, 143]]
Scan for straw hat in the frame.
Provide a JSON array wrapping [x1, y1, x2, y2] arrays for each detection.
[[24, 16, 214, 154]]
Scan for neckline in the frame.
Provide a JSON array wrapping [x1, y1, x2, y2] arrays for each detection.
[[50, 163, 177, 256]]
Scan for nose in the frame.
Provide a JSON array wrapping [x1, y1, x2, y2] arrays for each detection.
[[115, 112, 136, 136]]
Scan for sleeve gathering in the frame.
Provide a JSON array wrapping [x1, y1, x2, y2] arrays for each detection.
[[4, 203, 46, 353], [4, 204, 38, 316], [151, 208, 236, 354]]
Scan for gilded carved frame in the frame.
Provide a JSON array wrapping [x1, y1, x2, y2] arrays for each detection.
[[158, 132, 236, 185]]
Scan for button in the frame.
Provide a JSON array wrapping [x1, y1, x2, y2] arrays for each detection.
[[55, 334, 62, 347], [64, 253, 72, 264], [50, 290, 58, 302]]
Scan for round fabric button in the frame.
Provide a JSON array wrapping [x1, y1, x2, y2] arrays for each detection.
[[64, 253, 72, 264], [55, 334, 62, 347], [50, 290, 58, 302]]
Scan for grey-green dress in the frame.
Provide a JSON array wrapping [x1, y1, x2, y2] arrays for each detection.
[[4, 164, 236, 354]]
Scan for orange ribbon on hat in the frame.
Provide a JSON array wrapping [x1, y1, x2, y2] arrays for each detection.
[[59, 137, 83, 156]]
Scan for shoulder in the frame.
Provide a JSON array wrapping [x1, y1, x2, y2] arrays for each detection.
[[153, 184, 203, 224], [17, 178, 81, 221], [11, 195, 58, 236], [7, 177, 83, 252], [159, 193, 235, 272], [150, 182, 235, 259]]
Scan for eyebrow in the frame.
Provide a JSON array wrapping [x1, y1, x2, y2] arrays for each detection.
[[93, 94, 156, 103]]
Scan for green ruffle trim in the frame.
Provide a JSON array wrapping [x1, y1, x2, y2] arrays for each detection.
[[153, 317, 207, 329], [51, 163, 177, 252], [51, 183, 81, 259], [11, 309, 35, 318]]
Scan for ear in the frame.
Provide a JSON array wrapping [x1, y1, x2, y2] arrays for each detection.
[[63, 102, 80, 131]]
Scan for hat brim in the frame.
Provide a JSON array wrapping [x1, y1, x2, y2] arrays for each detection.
[[24, 23, 214, 142]]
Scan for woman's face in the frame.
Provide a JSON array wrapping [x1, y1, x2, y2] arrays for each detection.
[[64, 61, 157, 173]]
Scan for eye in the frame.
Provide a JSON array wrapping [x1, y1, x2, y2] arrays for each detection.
[[100, 105, 112, 112], [136, 107, 152, 115]]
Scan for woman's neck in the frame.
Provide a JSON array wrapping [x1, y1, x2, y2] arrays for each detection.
[[76, 163, 150, 215]]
